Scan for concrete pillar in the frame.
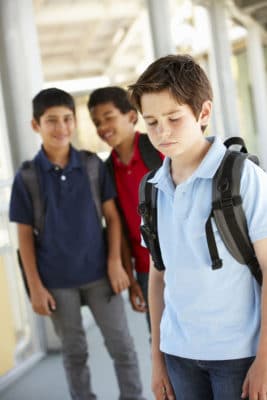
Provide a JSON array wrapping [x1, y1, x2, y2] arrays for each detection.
[[146, 0, 175, 59], [205, 0, 240, 138], [246, 24, 267, 169], [0, 0, 43, 170]]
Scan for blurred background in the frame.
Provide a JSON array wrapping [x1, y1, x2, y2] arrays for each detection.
[[0, 0, 267, 397]]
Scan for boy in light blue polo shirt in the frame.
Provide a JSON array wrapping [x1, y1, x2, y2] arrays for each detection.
[[129, 55, 267, 400]]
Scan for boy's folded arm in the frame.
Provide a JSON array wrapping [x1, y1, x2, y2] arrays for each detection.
[[102, 199, 130, 293], [17, 223, 56, 315]]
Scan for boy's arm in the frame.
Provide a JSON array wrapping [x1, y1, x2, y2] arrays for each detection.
[[242, 237, 267, 400], [121, 234, 146, 312], [102, 199, 130, 294], [18, 224, 56, 316], [149, 256, 174, 400]]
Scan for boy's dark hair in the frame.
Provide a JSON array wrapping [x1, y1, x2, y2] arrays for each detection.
[[32, 88, 75, 122], [128, 54, 213, 121], [88, 86, 136, 114]]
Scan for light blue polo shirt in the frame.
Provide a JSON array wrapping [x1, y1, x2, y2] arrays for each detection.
[[149, 136, 267, 360]]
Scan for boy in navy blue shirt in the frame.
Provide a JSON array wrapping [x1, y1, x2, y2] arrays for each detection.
[[9, 88, 146, 400]]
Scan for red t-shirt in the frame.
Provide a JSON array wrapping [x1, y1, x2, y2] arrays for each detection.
[[111, 132, 163, 273]]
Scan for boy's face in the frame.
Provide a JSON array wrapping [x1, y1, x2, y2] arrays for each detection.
[[141, 89, 211, 159], [90, 102, 137, 148], [32, 106, 76, 151]]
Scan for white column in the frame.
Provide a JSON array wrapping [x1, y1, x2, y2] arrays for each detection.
[[0, 0, 43, 170], [246, 24, 267, 169], [205, 0, 240, 138], [146, 0, 175, 59]]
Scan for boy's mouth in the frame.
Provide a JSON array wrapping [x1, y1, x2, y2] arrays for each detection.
[[53, 134, 69, 140], [102, 132, 113, 140], [159, 141, 177, 147]]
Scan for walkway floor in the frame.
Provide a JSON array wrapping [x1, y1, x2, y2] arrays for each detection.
[[1, 297, 153, 400]]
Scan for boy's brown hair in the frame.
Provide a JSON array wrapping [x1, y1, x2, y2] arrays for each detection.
[[128, 54, 213, 122]]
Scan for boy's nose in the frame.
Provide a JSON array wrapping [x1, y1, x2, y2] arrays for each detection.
[[98, 123, 109, 135], [56, 121, 67, 131], [157, 122, 171, 137]]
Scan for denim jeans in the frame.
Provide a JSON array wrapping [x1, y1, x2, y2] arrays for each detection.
[[164, 353, 254, 400]]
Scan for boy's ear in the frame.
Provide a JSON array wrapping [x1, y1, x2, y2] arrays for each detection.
[[31, 118, 40, 133], [198, 100, 212, 127], [128, 109, 138, 125]]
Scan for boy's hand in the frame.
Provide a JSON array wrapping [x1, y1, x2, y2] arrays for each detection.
[[241, 355, 267, 400], [30, 285, 56, 316], [107, 258, 130, 294], [129, 281, 147, 312], [152, 354, 175, 400]]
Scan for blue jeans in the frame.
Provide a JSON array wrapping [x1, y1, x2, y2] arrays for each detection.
[[165, 353, 254, 400]]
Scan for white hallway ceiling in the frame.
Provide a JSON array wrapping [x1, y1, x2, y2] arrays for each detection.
[[33, 0, 267, 87], [33, 0, 152, 86]]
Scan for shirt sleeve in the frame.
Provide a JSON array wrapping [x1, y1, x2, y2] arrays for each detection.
[[241, 159, 267, 243], [99, 159, 117, 203], [9, 171, 34, 226]]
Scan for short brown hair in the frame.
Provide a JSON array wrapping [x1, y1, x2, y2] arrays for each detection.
[[128, 54, 213, 121]]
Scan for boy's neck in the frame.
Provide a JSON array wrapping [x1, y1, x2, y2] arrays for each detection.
[[170, 138, 211, 185], [114, 132, 136, 165], [43, 144, 71, 168]]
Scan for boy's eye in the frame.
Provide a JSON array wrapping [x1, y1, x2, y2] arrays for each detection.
[[105, 116, 114, 122], [65, 116, 73, 123], [169, 118, 179, 122], [147, 121, 157, 126]]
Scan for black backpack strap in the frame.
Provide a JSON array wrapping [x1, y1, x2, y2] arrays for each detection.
[[207, 150, 262, 285], [224, 136, 248, 153], [224, 136, 260, 166], [105, 154, 115, 182], [138, 170, 165, 270], [205, 212, 223, 270], [80, 150, 102, 225], [138, 134, 162, 170], [20, 160, 45, 238]]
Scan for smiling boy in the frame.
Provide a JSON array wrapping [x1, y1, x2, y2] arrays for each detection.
[[129, 55, 267, 400], [9, 88, 146, 400], [88, 87, 162, 334]]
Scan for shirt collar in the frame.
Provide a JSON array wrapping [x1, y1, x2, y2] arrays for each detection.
[[111, 131, 140, 167], [35, 145, 82, 172], [149, 136, 226, 190]]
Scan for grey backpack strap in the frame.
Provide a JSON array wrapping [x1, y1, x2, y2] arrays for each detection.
[[80, 151, 102, 224], [20, 160, 45, 238], [206, 150, 262, 285]]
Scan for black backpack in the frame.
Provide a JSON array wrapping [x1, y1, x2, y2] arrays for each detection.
[[138, 137, 263, 286], [17, 150, 104, 296], [105, 133, 162, 181]]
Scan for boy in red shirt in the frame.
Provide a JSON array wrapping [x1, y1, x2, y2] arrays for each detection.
[[88, 86, 162, 332]]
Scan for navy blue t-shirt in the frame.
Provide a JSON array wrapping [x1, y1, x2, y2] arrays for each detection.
[[9, 146, 116, 289]]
